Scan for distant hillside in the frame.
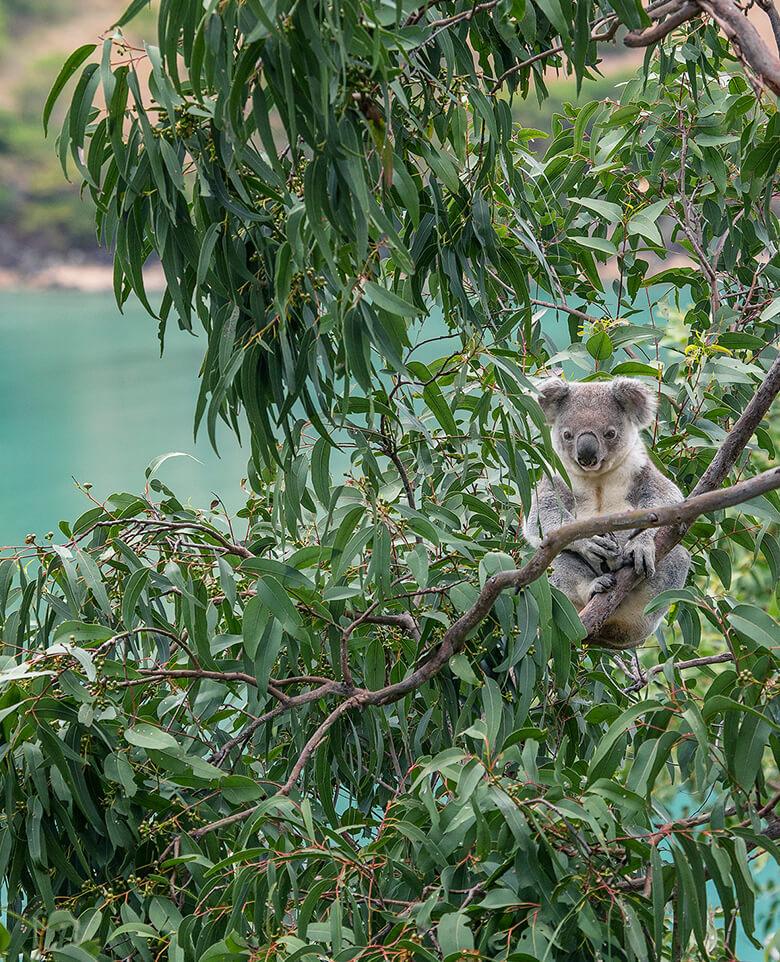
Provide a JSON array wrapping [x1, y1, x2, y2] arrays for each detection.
[[0, 0, 149, 278]]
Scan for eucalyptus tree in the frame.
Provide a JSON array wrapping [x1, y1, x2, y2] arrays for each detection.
[[3, 0, 780, 959]]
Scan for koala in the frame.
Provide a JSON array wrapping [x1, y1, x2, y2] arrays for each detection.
[[523, 377, 690, 650]]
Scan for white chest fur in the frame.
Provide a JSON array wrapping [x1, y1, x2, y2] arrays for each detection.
[[570, 446, 646, 520]]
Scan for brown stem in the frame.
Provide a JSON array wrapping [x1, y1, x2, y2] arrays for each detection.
[[426, 0, 500, 28], [380, 414, 416, 510], [89, 517, 253, 559], [350, 612, 422, 641], [624, 652, 733, 693], [208, 704, 288, 765], [490, 19, 617, 93]]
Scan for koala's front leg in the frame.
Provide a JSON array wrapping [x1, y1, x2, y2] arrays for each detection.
[[623, 531, 656, 578]]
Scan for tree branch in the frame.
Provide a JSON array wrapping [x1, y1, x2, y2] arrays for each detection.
[[380, 414, 416, 510], [624, 2, 699, 46], [188, 458, 780, 828], [699, 0, 780, 96], [272, 465, 778, 799], [349, 612, 422, 641], [624, 651, 734, 693], [489, 18, 617, 93], [208, 704, 288, 766], [88, 517, 253, 559], [426, 0, 500, 28], [186, 461, 780, 834]]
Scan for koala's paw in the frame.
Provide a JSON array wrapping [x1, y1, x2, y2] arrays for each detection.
[[624, 537, 656, 578], [576, 534, 622, 571], [588, 573, 617, 599]]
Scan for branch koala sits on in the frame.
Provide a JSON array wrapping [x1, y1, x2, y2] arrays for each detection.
[[523, 377, 691, 650]]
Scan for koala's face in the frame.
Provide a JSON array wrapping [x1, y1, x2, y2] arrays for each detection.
[[537, 377, 657, 477]]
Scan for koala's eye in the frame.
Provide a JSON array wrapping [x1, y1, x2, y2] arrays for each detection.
[[562, 429, 573, 441], [604, 427, 617, 440]]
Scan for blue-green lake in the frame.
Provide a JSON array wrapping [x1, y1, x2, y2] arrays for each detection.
[[0, 289, 248, 547]]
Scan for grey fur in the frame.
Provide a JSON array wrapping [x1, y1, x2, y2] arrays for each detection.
[[524, 377, 691, 650]]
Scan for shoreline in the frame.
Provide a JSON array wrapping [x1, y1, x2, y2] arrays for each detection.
[[0, 261, 166, 294]]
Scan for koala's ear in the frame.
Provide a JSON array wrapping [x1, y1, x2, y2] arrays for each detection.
[[612, 377, 657, 428], [537, 379, 570, 422]]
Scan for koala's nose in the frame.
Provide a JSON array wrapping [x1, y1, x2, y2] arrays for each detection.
[[576, 432, 599, 467]]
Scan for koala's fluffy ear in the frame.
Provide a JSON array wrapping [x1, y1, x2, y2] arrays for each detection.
[[537, 379, 570, 422], [612, 377, 657, 428]]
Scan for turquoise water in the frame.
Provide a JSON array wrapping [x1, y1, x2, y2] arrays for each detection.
[[0, 290, 248, 547], [0, 287, 777, 957]]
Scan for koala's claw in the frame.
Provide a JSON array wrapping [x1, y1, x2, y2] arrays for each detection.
[[588, 573, 617, 599], [625, 538, 656, 578], [575, 534, 622, 571], [591, 534, 623, 570]]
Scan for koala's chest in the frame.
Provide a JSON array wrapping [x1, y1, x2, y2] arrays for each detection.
[[572, 479, 632, 521]]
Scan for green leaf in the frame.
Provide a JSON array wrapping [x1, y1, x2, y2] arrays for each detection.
[[422, 381, 459, 437], [477, 888, 523, 908], [437, 912, 474, 956], [570, 196, 623, 222], [586, 331, 613, 360], [121, 567, 150, 630], [43, 44, 96, 135], [125, 724, 180, 751], [114, 0, 152, 27], [450, 653, 480, 685], [570, 234, 618, 256], [242, 595, 269, 660], [727, 604, 780, 650], [533, 0, 569, 37], [732, 713, 771, 790], [74, 547, 111, 615], [363, 282, 419, 319], [587, 701, 663, 781], [482, 677, 503, 747], [145, 451, 199, 479], [311, 438, 332, 508]]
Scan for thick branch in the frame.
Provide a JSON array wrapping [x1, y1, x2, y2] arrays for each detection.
[[580, 355, 780, 639], [188, 464, 780, 831], [624, 0, 780, 96], [692, 357, 780, 495], [351, 612, 422, 641]]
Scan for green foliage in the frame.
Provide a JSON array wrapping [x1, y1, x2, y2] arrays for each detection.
[[49, 0, 780, 465], [22, 0, 780, 959]]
